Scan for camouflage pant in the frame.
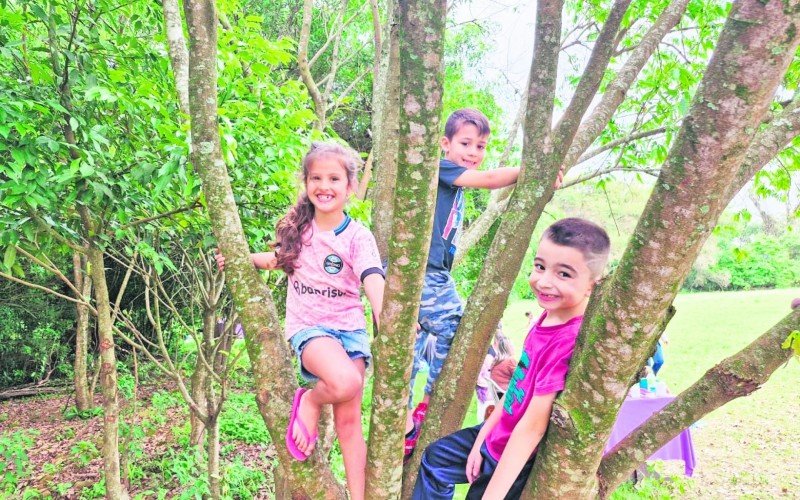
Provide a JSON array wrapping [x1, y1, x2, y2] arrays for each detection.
[[409, 271, 464, 406]]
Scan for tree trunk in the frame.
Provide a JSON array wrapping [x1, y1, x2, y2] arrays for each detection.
[[190, 312, 214, 447], [161, 0, 190, 116], [402, 0, 568, 489], [85, 239, 127, 499], [207, 414, 221, 499], [527, 2, 800, 496], [598, 308, 800, 496], [182, 0, 342, 496], [364, 0, 446, 497], [73, 250, 94, 411], [368, 0, 400, 259]]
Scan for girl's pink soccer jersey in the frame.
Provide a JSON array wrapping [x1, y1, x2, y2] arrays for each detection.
[[283, 216, 383, 340]]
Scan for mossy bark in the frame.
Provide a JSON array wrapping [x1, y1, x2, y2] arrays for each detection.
[[527, 1, 800, 497], [364, 0, 445, 497], [402, 0, 569, 490], [369, 0, 401, 260], [598, 308, 800, 496], [183, 0, 342, 496]]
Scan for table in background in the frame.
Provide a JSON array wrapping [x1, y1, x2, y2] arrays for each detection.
[[605, 395, 697, 477]]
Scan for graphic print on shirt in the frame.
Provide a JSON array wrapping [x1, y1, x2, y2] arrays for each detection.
[[323, 254, 343, 274], [441, 189, 464, 256], [503, 351, 530, 415]]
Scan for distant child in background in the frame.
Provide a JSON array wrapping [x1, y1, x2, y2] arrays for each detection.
[[475, 326, 515, 421], [405, 108, 564, 460], [216, 142, 383, 500], [413, 218, 610, 499]]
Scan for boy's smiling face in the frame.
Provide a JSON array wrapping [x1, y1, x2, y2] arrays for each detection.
[[440, 123, 488, 170], [529, 237, 597, 324]]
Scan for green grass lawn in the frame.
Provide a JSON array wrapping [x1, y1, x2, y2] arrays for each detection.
[[433, 287, 800, 498]]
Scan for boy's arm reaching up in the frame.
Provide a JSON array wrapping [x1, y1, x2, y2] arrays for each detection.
[[481, 392, 557, 498], [363, 273, 384, 329]]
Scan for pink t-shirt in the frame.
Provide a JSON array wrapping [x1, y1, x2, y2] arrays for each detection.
[[283, 215, 383, 340], [484, 313, 582, 460]]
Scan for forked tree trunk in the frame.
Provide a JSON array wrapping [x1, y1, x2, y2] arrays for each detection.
[[73, 250, 94, 411], [84, 238, 126, 499], [527, 1, 800, 497], [365, 0, 446, 496], [402, 0, 571, 488], [182, 0, 342, 496]]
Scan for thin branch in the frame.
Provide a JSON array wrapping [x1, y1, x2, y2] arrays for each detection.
[[120, 200, 201, 230], [576, 126, 667, 165], [309, 0, 364, 68], [297, 0, 326, 128], [563, 0, 691, 171], [553, 0, 632, 157], [0, 270, 95, 310]]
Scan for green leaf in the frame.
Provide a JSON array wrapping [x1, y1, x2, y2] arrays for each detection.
[[3, 245, 16, 270], [79, 163, 95, 177], [782, 330, 800, 358]]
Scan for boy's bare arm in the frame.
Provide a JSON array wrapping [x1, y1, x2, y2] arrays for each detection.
[[363, 273, 385, 329], [465, 393, 506, 483], [453, 167, 520, 189], [482, 392, 557, 497]]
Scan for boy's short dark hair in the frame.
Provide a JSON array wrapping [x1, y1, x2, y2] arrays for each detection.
[[444, 108, 491, 139], [542, 218, 610, 278]]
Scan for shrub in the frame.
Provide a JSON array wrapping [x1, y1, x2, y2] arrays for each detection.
[[0, 430, 37, 493]]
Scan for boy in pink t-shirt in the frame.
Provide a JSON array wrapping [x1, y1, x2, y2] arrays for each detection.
[[412, 218, 610, 499]]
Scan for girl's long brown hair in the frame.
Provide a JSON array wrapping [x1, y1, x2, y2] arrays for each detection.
[[274, 142, 362, 274]]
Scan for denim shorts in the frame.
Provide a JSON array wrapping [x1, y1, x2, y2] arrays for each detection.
[[289, 326, 371, 382]]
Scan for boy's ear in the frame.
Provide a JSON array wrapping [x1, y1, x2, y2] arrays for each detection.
[[439, 136, 450, 152]]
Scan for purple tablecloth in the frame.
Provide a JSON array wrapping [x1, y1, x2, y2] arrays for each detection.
[[605, 395, 696, 476]]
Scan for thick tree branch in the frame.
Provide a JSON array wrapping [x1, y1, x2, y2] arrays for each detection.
[[729, 92, 800, 198], [598, 308, 800, 495], [366, 0, 445, 495], [183, 0, 342, 494], [527, 1, 800, 496], [403, 0, 566, 491]]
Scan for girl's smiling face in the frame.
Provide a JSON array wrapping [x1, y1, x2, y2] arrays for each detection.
[[305, 156, 353, 216], [528, 237, 597, 323]]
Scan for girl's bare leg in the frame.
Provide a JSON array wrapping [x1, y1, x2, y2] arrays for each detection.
[[333, 358, 366, 500], [294, 338, 363, 456]]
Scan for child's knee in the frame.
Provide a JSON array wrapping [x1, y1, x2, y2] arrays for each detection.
[[326, 369, 362, 402]]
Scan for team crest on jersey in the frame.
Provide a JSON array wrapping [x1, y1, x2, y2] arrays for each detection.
[[323, 254, 343, 274]]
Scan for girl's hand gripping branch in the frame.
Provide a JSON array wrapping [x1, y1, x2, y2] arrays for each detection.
[[214, 249, 278, 272]]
